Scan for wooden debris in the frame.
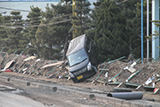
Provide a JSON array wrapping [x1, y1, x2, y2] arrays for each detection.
[[41, 61, 64, 69], [24, 56, 37, 62]]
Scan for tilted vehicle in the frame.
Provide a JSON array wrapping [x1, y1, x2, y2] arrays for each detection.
[[66, 34, 98, 82]]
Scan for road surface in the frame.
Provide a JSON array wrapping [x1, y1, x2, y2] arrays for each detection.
[[0, 91, 44, 107], [0, 73, 160, 107]]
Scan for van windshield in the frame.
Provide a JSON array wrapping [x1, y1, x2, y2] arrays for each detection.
[[68, 49, 88, 67]]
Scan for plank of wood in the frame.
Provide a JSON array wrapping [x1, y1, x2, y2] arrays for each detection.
[[127, 67, 136, 73], [116, 82, 123, 88], [41, 61, 64, 69], [23, 56, 36, 61], [98, 69, 109, 71]]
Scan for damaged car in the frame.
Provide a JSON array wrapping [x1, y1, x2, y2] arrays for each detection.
[[66, 34, 98, 83]]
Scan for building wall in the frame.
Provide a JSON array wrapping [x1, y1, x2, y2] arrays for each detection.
[[0, 1, 59, 19]]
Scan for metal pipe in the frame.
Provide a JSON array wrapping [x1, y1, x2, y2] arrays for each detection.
[[147, 0, 149, 60], [107, 92, 143, 100], [0, 47, 4, 53], [152, 0, 159, 59], [141, 0, 143, 63]]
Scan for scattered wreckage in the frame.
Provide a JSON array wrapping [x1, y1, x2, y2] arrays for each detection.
[[0, 42, 160, 95]]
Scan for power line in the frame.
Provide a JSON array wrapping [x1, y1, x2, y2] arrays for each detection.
[[0, 19, 71, 28], [3, 13, 72, 25], [0, 6, 31, 12]]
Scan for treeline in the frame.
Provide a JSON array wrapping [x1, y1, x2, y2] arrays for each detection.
[[0, 0, 152, 63]]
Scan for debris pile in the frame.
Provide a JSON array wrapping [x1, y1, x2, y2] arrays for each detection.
[[0, 52, 160, 93], [0, 53, 68, 80]]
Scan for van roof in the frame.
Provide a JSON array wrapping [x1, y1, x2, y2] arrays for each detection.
[[66, 34, 86, 56]]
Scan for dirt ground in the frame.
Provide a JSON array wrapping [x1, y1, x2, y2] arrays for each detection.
[[0, 53, 160, 103]]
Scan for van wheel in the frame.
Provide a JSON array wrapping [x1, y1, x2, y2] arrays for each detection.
[[71, 77, 78, 83]]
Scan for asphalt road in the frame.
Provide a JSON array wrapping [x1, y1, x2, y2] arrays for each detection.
[[0, 73, 160, 107], [0, 82, 113, 107], [0, 91, 44, 107]]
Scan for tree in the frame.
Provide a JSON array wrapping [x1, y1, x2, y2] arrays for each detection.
[[59, 0, 72, 60], [25, 6, 42, 56], [0, 15, 10, 51], [119, 0, 140, 59], [36, 3, 72, 60], [87, 0, 130, 62], [0, 12, 24, 54], [7, 11, 23, 53], [69, 0, 91, 38]]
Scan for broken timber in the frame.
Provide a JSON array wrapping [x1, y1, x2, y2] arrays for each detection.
[[125, 56, 159, 89], [24, 59, 41, 74], [16, 56, 29, 72], [36, 60, 58, 76], [86, 58, 111, 82], [136, 71, 159, 91], [1, 50, 17, 70], [10, 51, 25, 70], [126, 56, 159, 83], [20, 58, 37, 74], [43, 68, 56, 76], [92, 56, 125, 84], [47, 70, 61, 78], [30, 60, 45, 75], [108, 58, 140, 83]]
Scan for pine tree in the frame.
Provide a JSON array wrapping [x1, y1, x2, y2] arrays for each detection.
[[9, 11, 23, 53], [0, 15, 11, 52], [0, 11, 23, 53], [69, 0, 91, 38], [88, 0, 130, 62], [59, 0, 72, 60], [119, 0, 140, 59], [25, 6, 42, 56], [36, 3, 72, 60]]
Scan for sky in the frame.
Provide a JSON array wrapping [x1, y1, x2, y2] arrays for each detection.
[[0, 0, 96, 19]]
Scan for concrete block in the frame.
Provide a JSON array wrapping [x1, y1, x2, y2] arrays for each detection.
[[89, 94, 96, 100], [7, 78, 10, 82], [52, 87, 57, 92], [27, 82, 30, 86]]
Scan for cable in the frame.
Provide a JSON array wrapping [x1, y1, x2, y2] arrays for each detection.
[[0, 19, 71, 28], [3, 13, 72, 25], [0, 6, 31, 12]]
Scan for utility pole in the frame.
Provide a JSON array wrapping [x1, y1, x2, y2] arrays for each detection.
[[72, 0, 77, 38]]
